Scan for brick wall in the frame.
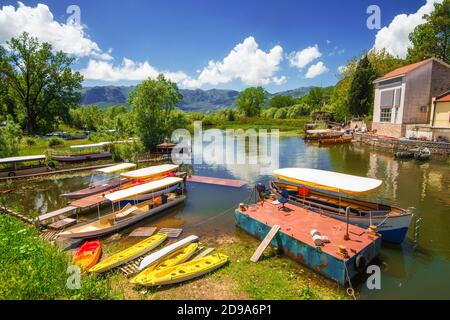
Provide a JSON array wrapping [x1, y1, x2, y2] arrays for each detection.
[[371, 122, 405, 137]]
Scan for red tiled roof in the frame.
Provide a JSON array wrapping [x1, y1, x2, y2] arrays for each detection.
[[374, 58, 434, 82], [436, 92, 450, 102]]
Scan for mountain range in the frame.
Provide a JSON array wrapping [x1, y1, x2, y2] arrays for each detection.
[[81, 85, 314, 113]]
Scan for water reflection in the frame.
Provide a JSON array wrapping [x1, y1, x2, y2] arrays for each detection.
[[2, 136, 449, 299]]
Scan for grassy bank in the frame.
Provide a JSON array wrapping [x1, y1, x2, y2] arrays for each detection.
[[0, 214, 115, 300]]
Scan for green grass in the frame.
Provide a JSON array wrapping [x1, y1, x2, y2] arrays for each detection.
[[217, 241, 348, 300], [207, 117, 309, 135], [0, 214, 115, 300]]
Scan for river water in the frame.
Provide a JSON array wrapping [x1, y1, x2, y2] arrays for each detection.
[[3, 136, 449, 299]]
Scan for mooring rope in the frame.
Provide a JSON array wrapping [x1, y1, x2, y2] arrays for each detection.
[[343, 261, 357, 300]]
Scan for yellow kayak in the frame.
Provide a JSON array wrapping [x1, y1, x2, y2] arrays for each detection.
[[131, 243, 198, 284], [133, 253, 228, 286], [89, 234, 167, 273]]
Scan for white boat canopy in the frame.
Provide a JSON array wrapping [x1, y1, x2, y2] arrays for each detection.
[[0, 155, 46, 164], [120, 164, 179, 179], [306, 129, 343, 134], [273, 168, 382, 196], [95, 163, 137, 174], [70, 142, 112, 150], [104, 177, 183, 202]]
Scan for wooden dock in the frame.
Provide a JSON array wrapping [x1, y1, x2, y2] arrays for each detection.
[[187, 175, 246, 188]]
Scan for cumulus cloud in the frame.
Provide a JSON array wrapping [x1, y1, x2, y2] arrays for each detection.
[[82, 36, 286, 88], [337, 65, 347, 74], [305, 62, 328, 79], [183, 36, 284, 87], [288, 45, 322, 69], [80, 58, 189, 83], [373, 0, 442, 58], [0, 2, 110, 59]]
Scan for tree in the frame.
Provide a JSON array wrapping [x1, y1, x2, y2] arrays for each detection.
[[268, 95, 296, 109], [0, 117, 22, 158], [236, 87, 268, 117], [347, 55, 377, 116], [407, 0, 449, 64], [0, 32, 83, 134], [128, 74, 183, 150]]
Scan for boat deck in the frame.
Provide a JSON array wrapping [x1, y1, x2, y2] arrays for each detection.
[[238, 200, 379, 261], [70, 193, 109, 209], [187, 175, 246, 188]]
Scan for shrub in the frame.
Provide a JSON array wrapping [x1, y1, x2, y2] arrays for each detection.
[[48, 137, 64, 147], [25, 136, 37, 146]]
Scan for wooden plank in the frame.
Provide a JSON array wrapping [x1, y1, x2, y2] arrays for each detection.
[[250, 224, 280, 263], [129, 227, 157, 237], [38, 206, 77, 222], [158, 228, 183, 238], [47, 218, 77, 230], [188, 175, 246, 188], [192, 248, 215, 261]]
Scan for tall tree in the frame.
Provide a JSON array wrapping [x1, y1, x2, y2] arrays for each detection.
[[128, 74, 183, 150], [236, 87, 268, 117], [0, 32, 83, 134], [268, 95, 296, 109], [407, 0, 449, 64], [347, 55, 377, 117]]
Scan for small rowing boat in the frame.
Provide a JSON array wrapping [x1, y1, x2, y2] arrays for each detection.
[[132, 253, 228, 286], [139, 235, 199, 270], [89, 234, 167, 273], [130, 243, 198, 284], [72, 240, 102, 269]]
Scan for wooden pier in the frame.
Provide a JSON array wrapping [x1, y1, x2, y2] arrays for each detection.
[[187, 175, 246, 188]]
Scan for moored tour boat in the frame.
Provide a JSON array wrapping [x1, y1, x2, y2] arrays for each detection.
[[61, 163, 137, 199], [270, 168, 413, 244], [58, 177, 186, 239], [51, 142, 112, 162]]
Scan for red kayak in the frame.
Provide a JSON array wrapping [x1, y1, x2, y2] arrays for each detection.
[[72, 240, 102, 269]]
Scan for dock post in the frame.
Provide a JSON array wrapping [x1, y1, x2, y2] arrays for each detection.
[[344, 207, 350, 240]]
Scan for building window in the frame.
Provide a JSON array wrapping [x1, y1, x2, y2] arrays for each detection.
[[380, 90, 394, 107], [380, 108, 392, 122]]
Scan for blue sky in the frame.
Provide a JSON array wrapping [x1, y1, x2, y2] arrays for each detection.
[[0, 0, 436, 92]]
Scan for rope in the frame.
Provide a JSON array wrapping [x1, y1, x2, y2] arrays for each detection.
[[343, 261, 357, 300]]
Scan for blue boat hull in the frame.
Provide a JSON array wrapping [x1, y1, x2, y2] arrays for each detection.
[[378, 227, 409, 244]]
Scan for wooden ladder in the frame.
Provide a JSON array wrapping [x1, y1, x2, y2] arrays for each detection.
[[250, 224, 280, 263]]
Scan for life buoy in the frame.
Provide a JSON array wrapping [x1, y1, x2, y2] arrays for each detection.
[[355, 255, 367, 272]]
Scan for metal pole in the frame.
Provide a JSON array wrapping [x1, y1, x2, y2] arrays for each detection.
[[344, 207, 350, 240]]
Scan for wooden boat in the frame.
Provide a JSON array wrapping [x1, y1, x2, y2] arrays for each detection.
[[89, 234, 167, 273], [51, 142, 112, 162], [58, 177, 186, 239], [0, 155, 53, 178], [132, 253, 228, 286], [131, 243, 198, 284], [72, 240, 102, 269], [139, 235, 199, 270], [61, 163, 136, 199], [318, 135, 353, 145], [271, 168, 413, 244], [304, 129, 343, 141]]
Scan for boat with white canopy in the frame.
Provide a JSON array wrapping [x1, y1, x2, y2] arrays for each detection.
[[0, 155, 53, 178], [51, 142, 112, 162], [61, 163, 137, 199], [58, 177, 186, 239], [269, 168, 413, 243]]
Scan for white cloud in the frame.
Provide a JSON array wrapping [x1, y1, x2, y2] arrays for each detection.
[[305, 61, 328, 79], [183, 36, 284, 88], [373, 0, 442, 58], [81, 58, 190, 83], [83, 36, 286, 88], [289, 45, 322, 69], [0, 2, 109, 59]]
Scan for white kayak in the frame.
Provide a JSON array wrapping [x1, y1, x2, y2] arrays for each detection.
[[139, 235, 199, 270]]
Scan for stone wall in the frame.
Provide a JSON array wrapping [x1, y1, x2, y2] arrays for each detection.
[[353, 132, 450, 158], [371, 122, 405, 138]]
